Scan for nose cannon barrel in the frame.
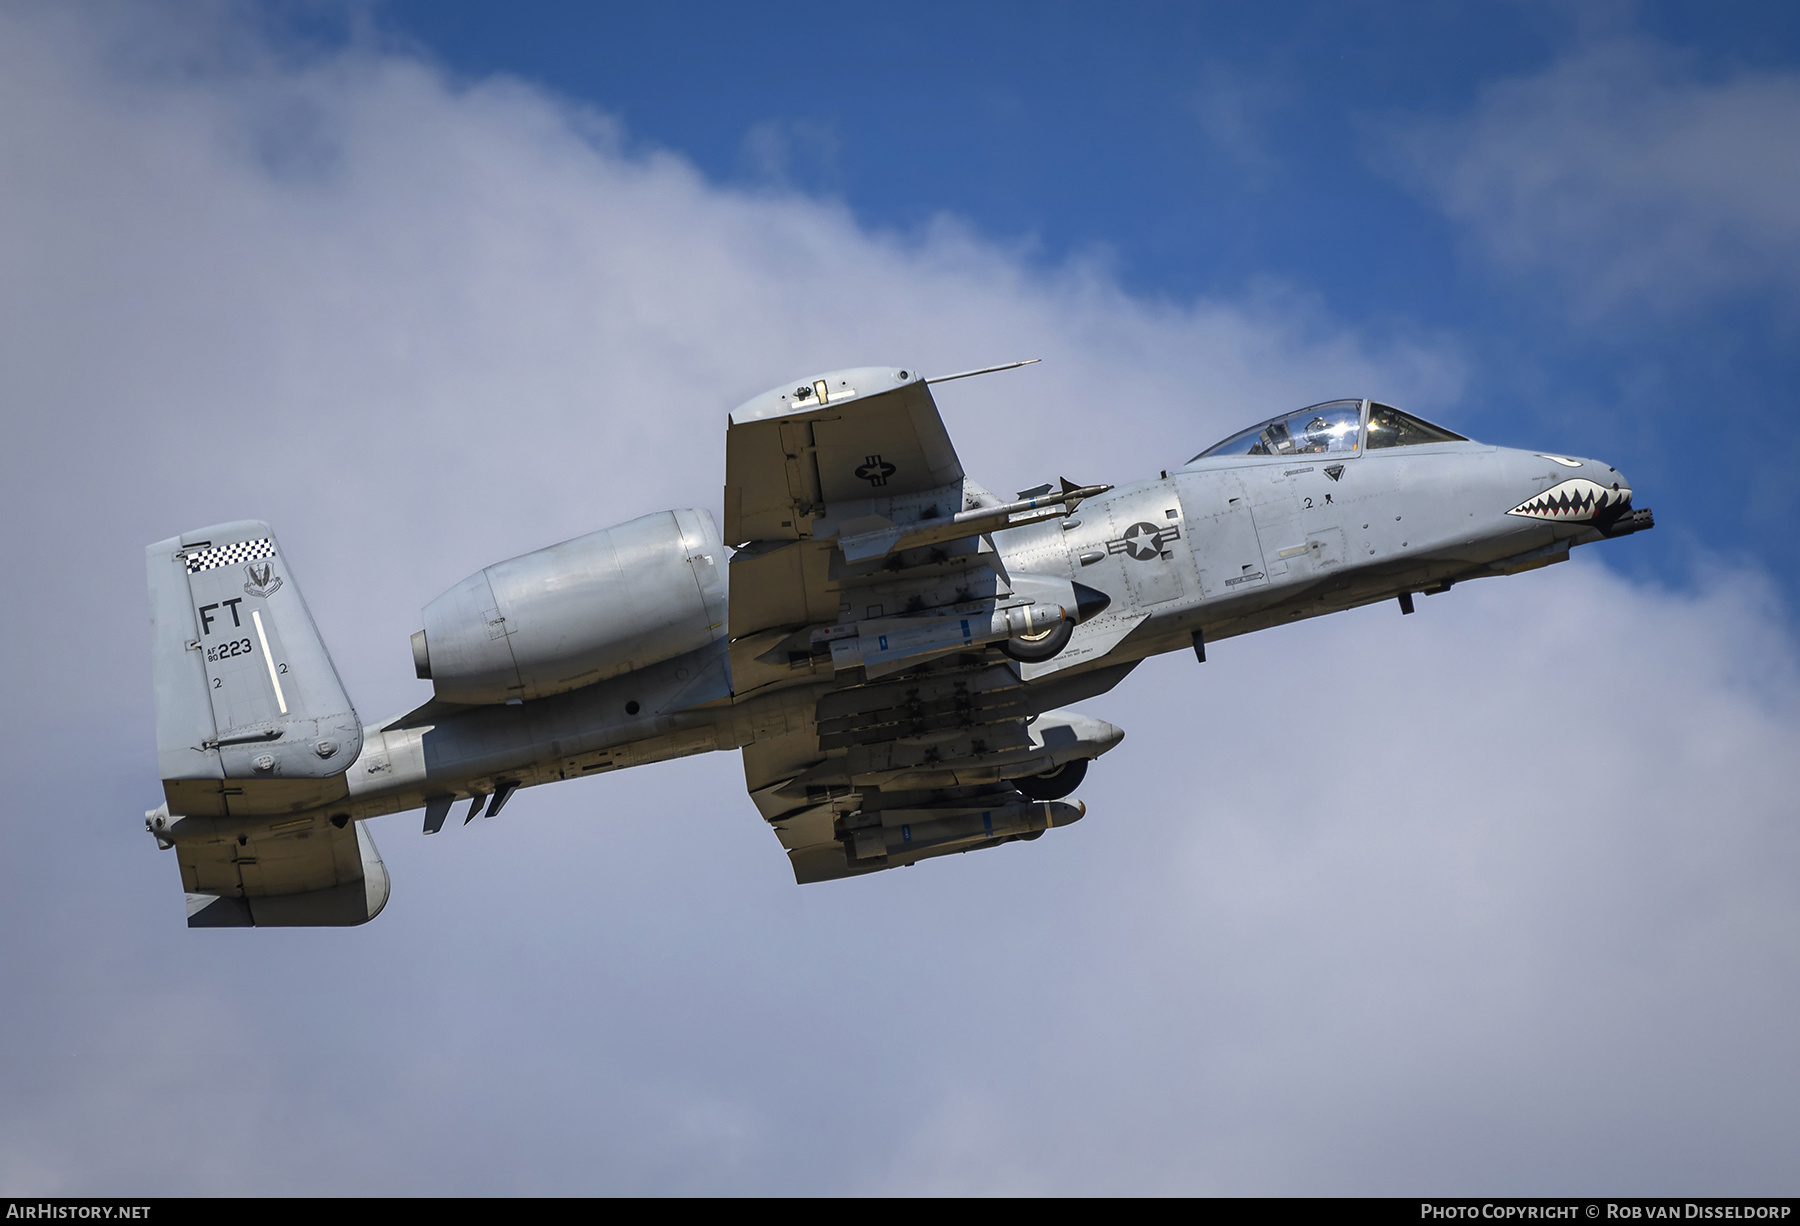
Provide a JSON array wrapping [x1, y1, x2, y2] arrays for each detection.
[[1604, 505, 1655, 536]]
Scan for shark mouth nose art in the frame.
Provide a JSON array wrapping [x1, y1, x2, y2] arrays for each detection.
[[1507, 477, 1632, 523]]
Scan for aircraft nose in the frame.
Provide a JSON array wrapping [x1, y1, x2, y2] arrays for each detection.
[[1510, 453, 1652, 537], [1579, 458, 1648, 533], [1509, 454, 1628, 515]]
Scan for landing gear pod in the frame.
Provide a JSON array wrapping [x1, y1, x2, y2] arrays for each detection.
[[416, 509, 727, 705], [997, 616, 1075, 662], [997, 579, 1107, 662], [1014, 757, 1088, 800]]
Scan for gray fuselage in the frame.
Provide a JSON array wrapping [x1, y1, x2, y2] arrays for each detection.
[[319, 420, 1630, 829]]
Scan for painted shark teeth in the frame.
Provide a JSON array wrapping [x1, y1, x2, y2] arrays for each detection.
[[1506, 477, 1632, 522]]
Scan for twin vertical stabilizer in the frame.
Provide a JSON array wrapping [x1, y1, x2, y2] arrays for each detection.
[[146, 520, 383, 926], [147, 520, 362, 813]]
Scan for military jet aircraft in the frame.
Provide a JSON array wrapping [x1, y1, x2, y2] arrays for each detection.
[[143, 364, 1653, 926]]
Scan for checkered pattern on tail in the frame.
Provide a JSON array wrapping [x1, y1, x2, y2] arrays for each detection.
[[184, 537, 276, 574]]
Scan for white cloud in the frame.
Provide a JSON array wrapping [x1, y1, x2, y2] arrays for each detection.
[[0, 4, 1794, 1195], [924, 559, 1800, 1194], [1389, 37, 1800, 316]]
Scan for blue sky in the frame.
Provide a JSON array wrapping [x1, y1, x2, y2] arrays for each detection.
[[3, 1, 1799, 1195], [351, 0, 1800, 600]]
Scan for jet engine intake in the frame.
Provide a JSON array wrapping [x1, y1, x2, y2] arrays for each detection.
[[415, 509, 727, 705]]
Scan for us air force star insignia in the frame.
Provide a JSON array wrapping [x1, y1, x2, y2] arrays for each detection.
[[1121, 522, 1162, 560], [1105, 521, 1183, 561], [1324, 464, 1344, 481], [855, 454, 897, 487], [244, 561, 283, 598]]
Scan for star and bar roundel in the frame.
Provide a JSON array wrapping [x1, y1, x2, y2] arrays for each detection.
[[1108, 521, 1181, 560]]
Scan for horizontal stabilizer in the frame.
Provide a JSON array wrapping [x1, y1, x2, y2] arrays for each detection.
[[180, 818, 390, 928]]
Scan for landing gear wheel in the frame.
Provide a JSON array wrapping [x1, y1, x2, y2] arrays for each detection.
[[997, 617, 1074, 663], [1014, 757, 1088, 800]]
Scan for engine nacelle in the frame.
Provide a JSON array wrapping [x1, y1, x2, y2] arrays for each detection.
[[414, 509, 726, 705]]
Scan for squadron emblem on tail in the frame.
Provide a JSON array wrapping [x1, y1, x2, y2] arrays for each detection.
[[244, 561, 282, 598]]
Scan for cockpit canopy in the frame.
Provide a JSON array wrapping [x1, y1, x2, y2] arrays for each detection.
[[1189, 400, 1466, 464]]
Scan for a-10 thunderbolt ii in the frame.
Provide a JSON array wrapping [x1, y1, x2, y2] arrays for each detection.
[[143, 363, 1654, 926]]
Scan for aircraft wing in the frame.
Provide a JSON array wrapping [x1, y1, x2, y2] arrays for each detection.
[[741, 672, 1121, 883], [724, 366, 964, 546], [723, 366, 1123, 883], [740, 659, 1035, 882], [723, 366, 1100, 688], [723, 366, 969, 664]]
